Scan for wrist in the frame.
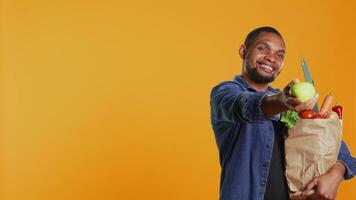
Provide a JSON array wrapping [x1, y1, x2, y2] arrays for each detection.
[[328, 161, 346, 180], [274, 91, 293, 110], [261, 92, 290, 117]]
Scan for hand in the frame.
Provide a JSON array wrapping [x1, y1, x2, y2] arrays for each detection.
[[286, 94, 319, 112], [282, 79, 319, 112], [302, 161, 345, 200], [261, 79, 318, 117]]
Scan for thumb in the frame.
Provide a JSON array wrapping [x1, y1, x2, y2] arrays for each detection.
[[303, 178, 318, 195]]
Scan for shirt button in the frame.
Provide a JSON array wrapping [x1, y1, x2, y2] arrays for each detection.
[[266, 144, 271, 149], [263, 163, 268, 167], [261, 181, 266, 186]]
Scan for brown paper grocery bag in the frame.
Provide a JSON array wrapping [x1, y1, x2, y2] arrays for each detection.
[[284, 112, 342, 200]]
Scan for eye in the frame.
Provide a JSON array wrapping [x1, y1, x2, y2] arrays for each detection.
[[257, 46, 267, 52], [277, 53, 285, 59]]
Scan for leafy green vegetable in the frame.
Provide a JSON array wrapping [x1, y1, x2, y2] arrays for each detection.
[[281, 110, 300, 129]]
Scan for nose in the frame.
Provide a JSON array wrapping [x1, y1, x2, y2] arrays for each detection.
[[264, 53, 277, 63]]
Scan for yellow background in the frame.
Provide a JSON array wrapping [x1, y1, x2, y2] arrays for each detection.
[[1, 0, 355, 199]]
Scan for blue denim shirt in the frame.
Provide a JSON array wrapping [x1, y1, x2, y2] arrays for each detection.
[[210, 75, 355, 200]]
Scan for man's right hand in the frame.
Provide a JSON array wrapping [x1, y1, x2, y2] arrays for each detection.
[[261, 79, 319, 117], [281, 79, 319, 112]]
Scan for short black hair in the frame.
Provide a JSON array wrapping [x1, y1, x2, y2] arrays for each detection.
[[244, 26, 284, 50]]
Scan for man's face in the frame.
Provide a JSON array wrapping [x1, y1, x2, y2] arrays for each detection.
[[240, 32, 285, 84]]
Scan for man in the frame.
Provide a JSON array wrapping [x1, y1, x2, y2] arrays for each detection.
[[210, 27, 355, 200]]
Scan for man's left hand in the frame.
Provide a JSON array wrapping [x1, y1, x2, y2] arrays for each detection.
[[303, 161, 346, 200]]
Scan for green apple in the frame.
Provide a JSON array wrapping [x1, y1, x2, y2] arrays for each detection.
[[289, 82, 316, 102]]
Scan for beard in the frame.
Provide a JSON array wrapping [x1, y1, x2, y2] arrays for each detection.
[[245, 64, 276, 84]]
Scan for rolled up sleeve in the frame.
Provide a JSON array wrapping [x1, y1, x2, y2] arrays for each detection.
[[337, 140, 356, 180]]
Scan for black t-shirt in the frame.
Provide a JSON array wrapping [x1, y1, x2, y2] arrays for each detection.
[[264, 121, 290, 200]]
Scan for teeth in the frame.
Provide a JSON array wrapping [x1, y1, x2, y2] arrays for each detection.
[[261, 64, 273, 73]]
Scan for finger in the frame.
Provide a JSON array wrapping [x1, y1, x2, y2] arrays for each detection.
[[288, 78, 299, 87], [305, 94, 319, 109], [295, 104, 309, 112], [290, 78, 299, 85], [288, 78, 299, 84], [303, 189, 315, 197], [284, 79, 300, 95], [308, 192, 321, 200], [303, 178, 318, 195], [294, 94, 319, 112], [322, 112, 329, 118], [286, 97, 302, 106], [288, 78, 300, 89]]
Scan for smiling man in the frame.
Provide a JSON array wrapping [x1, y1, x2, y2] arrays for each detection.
[[210, 27, 355, 200]]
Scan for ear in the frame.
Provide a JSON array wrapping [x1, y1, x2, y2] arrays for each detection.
[[239, 44, 247, 59]]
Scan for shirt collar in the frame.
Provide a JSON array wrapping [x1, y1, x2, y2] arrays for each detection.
[[233, 75, 278, 93]]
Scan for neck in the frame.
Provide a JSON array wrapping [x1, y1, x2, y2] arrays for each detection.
[[241, 74, 269, 92]]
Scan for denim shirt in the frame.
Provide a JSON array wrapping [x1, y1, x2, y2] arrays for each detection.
[[210, 75, 355, 200]]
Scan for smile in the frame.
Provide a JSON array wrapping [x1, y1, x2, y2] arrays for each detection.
[[258, 63, 275, 74]]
